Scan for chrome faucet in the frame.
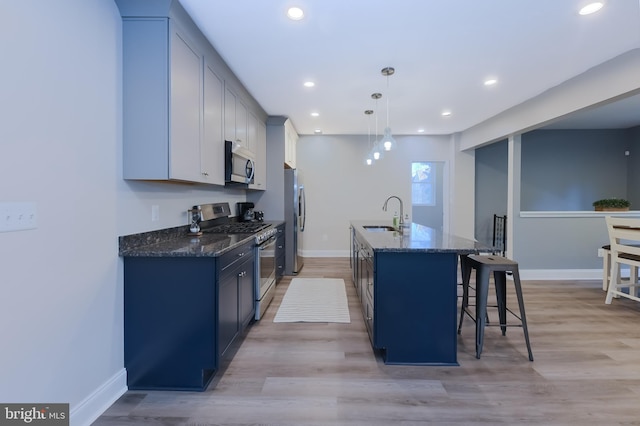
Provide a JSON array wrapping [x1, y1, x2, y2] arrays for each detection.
[[382, 196, 404, 228]]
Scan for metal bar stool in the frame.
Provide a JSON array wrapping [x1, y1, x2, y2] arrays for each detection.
[[458, 254, 533, 361]]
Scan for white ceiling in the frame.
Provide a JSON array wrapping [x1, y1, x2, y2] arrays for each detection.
[[179, 0, 640, 135]]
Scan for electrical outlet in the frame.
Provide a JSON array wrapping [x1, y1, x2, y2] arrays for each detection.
[[151, 205, 160, 221], [597, 248, 605, 257], [0, 205, 9, 232], [0, 202, 37, 232]]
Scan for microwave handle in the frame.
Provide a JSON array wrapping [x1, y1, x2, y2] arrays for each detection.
[[245, 158, 255, 183]]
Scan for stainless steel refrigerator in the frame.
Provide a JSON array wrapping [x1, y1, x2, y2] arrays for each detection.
[[284, 168, 305, 275]]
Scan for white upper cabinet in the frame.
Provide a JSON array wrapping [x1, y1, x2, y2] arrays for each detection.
[[284, 119, 299, 169], [225, 85, 249, 151], [203, 63, 225, 185], [120, 18, 223, 184], [248, 111, 267, 190], [169, 29, 203, 182], [116, 0, 267, 187]]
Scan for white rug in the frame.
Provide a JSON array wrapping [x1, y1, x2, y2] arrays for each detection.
[[273, 278, 351, 323]]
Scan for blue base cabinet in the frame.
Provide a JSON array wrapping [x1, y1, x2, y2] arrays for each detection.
[[124, 242, 254, 391], [275, 223, 286, 282], [351, 228, 459, 365], [374, 251, 458, 365]]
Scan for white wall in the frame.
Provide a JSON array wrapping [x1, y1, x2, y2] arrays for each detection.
[[0, 2, 247, 424], [296, 134, 468, 256], [459, 48, 640, 150]]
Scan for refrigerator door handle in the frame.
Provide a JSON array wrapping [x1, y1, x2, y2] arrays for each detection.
[[299, 186, 306, 232]]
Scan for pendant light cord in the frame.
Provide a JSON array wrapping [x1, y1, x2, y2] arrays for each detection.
[[386, 75, 390, 128]]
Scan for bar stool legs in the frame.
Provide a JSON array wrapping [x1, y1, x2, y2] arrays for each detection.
[[458, 254, 533, 361]]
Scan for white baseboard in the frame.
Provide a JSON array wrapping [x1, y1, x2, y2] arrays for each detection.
[[518, 269, 602, 280], [302, 250, 349, 258], [71, 368, 127, 426], [301, 251, 611, 282]]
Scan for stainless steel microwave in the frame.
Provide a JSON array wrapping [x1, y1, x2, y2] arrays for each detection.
[[225, 140, 255, 185]]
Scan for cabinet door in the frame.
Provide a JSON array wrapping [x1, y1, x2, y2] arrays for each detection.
[[363, 252, 374, 342], [351, 229, 359, 290], [275, 225, 286, 281], [218, 270, 239, 358], [248, 111, 266, 190], [225, 85, 250, 151], [169, 29, 202, 182], [224, 86, 236, 143], [203, 63, 225, 185], [238, 257, 255, 328], [235, 98, 248, 149], [284, 119, 297, 169]]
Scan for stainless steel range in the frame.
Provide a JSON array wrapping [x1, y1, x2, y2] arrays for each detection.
[[194, 203, 278, 320]]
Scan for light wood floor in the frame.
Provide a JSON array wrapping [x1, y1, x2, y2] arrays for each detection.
[[94, 258, 640, 425]]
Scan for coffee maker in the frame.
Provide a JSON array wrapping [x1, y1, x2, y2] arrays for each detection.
[[237, 202, 255, 222]]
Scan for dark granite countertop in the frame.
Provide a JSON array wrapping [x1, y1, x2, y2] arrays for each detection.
[[351, 220, 493, 254], [119, 221, 284, 258]]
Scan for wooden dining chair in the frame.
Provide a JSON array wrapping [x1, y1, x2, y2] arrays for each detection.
[[601, 244, 638, 291], [604, 216, 640, 304]]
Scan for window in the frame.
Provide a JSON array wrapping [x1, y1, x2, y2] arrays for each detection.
[[412, 162, 435, 206]]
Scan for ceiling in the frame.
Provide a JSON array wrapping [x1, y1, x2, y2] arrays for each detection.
[[179, 0, 640, 136]]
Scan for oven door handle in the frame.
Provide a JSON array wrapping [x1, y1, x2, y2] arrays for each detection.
[[259, 235, 277, 249]]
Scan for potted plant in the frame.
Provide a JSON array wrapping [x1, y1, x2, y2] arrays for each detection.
[[592, 198, 631, 211]]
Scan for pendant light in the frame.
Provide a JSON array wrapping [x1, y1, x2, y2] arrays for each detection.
[[371, 92, 383, 161], [380, 66, 397, 151], [364, 109, 374, 166]]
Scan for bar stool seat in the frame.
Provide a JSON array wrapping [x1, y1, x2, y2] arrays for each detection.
[[458, 254, 533, 361]]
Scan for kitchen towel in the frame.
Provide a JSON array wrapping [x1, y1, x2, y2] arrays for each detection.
[[273, 278, 351, 323]]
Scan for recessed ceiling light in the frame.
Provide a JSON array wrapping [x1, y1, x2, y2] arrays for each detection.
[[417, 129, 425, 133], [441, 110, 452, 117], [287, 7, 304, 20], [310, 112, 319, 117], [484, 78, 498, 86], [579, 2, 603, 15], [303, 81, 315, 88], [314, 129, 322, 134]]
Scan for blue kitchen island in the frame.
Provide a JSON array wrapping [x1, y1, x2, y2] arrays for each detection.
[[350, 221, 491, 365]]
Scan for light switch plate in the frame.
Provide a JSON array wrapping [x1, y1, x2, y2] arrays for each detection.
[[0, 202, 37, 232]]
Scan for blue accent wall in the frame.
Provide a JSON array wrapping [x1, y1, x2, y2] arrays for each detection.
[[628, 126, 640, 208], [521, 129, 630, 210], [475, 126, 640, 270]]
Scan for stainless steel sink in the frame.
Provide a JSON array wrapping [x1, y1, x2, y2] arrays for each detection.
[[363, 225, 396, 232]]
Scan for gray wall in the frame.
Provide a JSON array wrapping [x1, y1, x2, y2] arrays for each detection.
[[515, 216, 611, 269], [521, 129, 630, 210], [295, 134, 459, 256], [475, 139, 508, 246]]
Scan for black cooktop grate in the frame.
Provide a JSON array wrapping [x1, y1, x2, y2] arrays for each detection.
[[203, 222, 270, 234]]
